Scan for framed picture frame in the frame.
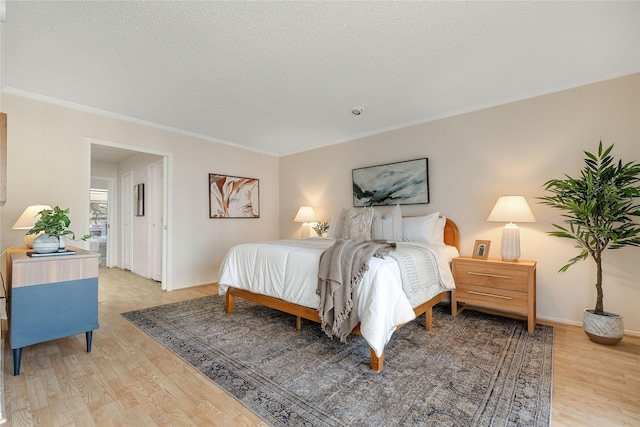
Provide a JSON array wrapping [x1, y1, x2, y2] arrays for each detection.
[[209, 173, 260, 218], [352, 158, 429, 207], [134, 183, 144, 216], [472, 240, 491, 260]]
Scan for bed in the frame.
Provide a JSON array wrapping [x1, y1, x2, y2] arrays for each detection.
[[218, 209, 460, 372]]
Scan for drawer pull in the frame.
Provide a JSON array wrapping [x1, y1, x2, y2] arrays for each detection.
[[467, 290, 512, 300], [467, 272, 513, 279]]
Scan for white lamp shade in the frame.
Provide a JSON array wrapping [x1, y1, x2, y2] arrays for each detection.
[[487, 196, 535, 262], [487, 196, 535, 223], [294, 206, 316, 239], [13, 204, 52, 229], [294, 206, 316, 223], [13, 204, 52, 248]]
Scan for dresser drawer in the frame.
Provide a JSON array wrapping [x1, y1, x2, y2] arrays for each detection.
[[454, 262, 529, 291], [455, 283, 528, 313]]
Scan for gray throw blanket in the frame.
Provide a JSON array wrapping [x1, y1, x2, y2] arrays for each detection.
[[317, 239, 396, 342]]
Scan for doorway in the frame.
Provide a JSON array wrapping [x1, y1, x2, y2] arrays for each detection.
[[86, 138, 172, 291], [88, 184, 110, 266]]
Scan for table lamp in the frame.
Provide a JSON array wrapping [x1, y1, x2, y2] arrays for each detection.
[[487, 196, 535, 262], [294, 206, 316, 238], [13, 204, 52, 248]]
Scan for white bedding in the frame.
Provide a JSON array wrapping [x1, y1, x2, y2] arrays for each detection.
[[218, 238, 458, 357]]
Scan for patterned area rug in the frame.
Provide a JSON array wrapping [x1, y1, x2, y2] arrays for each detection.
[[122, 295, 553, 427]]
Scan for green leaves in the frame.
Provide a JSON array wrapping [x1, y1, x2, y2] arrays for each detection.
[[540, 142, 640, 256], [26, 206, 77, 239], [538, 141, 640, 314], [312, 222, 330, 236]]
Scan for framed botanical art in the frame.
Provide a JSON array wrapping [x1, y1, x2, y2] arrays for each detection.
[[352, 158, 429, 207], [209, 173, 260, 218]]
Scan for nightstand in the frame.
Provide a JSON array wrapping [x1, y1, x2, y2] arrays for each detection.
[[451, 256, 537, 333], [6, 247, 100, 375]]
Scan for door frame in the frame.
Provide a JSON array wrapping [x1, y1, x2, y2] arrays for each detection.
[[147, 160, 163, 282], [121, 171, 133, 271], [84, 137, 173, 291]]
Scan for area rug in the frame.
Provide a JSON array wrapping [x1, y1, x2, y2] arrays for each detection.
[[122, 295, 553, 426]]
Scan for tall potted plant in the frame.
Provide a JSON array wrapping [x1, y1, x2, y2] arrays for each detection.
[[539, 142, 640, 345], [26, 206, 79, 253]]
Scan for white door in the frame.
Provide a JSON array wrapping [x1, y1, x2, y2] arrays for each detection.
[[122, 171, 133, 271], [148, 161, 163, 282]]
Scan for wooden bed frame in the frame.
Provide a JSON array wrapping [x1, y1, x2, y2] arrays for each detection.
[[225, 218, 460, 372]]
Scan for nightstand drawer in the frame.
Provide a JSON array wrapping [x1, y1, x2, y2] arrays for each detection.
[[455, 283, 528, 313], [454, 263, 528, 291]]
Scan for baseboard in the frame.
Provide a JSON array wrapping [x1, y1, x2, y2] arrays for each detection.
[[537, 315, 640, 338]]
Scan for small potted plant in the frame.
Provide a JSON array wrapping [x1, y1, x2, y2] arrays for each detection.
[[312, 222, 330, 237], [26, 206, 79, 253], [539, 142, 640, 345]]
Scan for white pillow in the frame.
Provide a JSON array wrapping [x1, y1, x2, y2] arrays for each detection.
[[402, 212, 440, 243], [341, 207, 375, 240], [433, 216, 446, 244], [327, 208, 347, 239], [371, 204, 402, 241]]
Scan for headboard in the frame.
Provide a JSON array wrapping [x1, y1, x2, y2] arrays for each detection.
[[444, 218, 460, 251]]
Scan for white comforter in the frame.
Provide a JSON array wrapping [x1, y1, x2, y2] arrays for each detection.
[[218, 238, 458, 357]]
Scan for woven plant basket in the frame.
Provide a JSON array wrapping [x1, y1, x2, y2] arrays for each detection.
[[583, 309, 624, 345]]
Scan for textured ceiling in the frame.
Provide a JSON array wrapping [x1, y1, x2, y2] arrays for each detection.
[[2, 1, 639, 156]]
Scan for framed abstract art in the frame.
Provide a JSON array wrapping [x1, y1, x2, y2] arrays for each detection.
[[209, 173, 260, 218], [352, 158, 429, 207]]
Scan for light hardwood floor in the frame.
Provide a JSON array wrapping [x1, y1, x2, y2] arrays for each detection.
[[2, 267, 639, 426]]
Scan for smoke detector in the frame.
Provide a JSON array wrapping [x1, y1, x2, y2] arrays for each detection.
[[351, 107, 363, 116]]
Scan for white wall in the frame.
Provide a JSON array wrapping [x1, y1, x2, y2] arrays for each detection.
[[280, 74, 640, 334], [91, 159, 117, 185], [0, 13, 4, 90], [0, 93, 280, 290]]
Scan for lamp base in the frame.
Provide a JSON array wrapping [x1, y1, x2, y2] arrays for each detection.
[[300, 223, 311, 239], [500, 223, 521, 262]]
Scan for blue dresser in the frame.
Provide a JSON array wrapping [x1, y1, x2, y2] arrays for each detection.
[[7, 247, 99, 375]]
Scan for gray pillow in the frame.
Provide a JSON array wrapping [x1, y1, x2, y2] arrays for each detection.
[[341, 207, 375, 240]]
